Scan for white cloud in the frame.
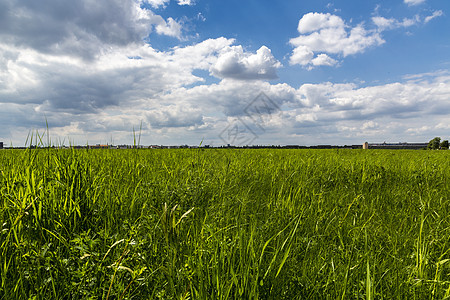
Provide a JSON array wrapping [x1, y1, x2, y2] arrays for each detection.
[[406, 126, 431, 134], [297, 12, 345, 34], [1, 60, 449, 146], [281, 73, 450, 144], [295, 74, 450, 121], [0, 37, 247, 112], [311, 54, 338, 67], [171, 37, 235, 70], [177, 0, 194, 5], [295, 113, 317, 123], [211, 46, 282, 80], [0, 1, 448, 146], [148, 71, 450, 144], [362, 121, 379, 130], [424, 10, 444, 23], [145, 0, 170, 8], [372, 11, 442, 32], [145, 0, 195, 8], [290, 46, 314, 66], [404, 0, 426, 6], [0, 31, 285, 144], [153, 16, 182, 38], [372, 17, 397, 31], [372, 15, 420, 31], [289, 12, 384, 68], [291, 10, 441, 69], [155, 79, 297, 120], [0, 0, 185, 61], [147, 104, 204, 128]]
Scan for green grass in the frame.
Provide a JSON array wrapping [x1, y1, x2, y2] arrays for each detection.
[[0, 148, 449, 299]]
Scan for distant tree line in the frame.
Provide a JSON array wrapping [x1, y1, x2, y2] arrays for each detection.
[[428, 137, 449, 150]]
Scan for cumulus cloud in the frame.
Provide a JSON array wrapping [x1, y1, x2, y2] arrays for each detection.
[[0, 0, 184, 60], [145, 0, 170, 8], [311, 54, 338, 67], [145, 0, 195, 8], [371, 17, 398, 31], [276, 73, 450, 144], [290, 46, 314, 66], [147, 104, 204, 128], [210, 46, 282, 80], [296, 12, 345, 34], [1, 55, 449, 146], [404, 0, 426, 6], [289, 12, 384, 68], [290, 11, 443, 69], [0, 30, 284, 144], [171, 37, 235, 70], [0, 38, 235, 113], [153, 16, 182, 38], [294, 73, 450, 123], [158, 79, 296, 119], [137, 72, 450, 145], [362, 121, 379, 130], [0, 0, 284, 121], [177, 0, 195, 5], [0, 0, 448, 146]]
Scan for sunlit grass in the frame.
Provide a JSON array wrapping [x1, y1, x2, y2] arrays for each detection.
[[0, 148, 449, 298]]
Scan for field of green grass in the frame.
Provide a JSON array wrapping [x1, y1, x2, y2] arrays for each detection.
[[0, 148, 449, 299]]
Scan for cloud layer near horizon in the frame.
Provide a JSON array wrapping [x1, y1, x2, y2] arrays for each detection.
[[0, 0, 448, 146]]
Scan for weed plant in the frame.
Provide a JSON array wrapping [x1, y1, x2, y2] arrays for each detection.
[[0, 148, 449, 299]]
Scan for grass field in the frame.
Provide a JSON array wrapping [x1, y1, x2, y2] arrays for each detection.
[[0, 148, 449, 299]]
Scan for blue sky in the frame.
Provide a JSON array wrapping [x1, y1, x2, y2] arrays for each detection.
[[0, 0, 449, 146]]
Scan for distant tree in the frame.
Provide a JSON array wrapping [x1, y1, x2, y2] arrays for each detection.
[[428, 137, 441, 150], [440, 140, 449, 150]]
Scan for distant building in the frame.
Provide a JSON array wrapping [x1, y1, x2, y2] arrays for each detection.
[[89, 144, 110, 149], [0, 142, 3, 149], [368, 142, 428, 150], [363, 142, 369, 149]]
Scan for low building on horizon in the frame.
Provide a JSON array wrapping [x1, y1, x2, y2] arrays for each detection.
[[89, 144, 110, 149], [366, 142, 428, 150]]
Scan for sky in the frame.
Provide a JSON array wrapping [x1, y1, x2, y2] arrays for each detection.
[[0, 0, 449, 147]]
